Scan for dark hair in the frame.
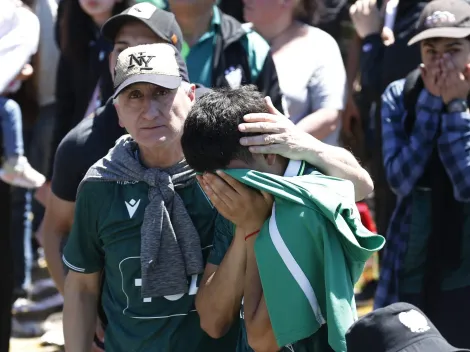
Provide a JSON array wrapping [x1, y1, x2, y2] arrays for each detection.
[[59, 0, 131, 61], [294, 0, 323, 26], [181, 85, 269, 173]]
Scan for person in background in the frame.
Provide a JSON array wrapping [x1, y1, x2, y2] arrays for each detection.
[[167, 0, 285, 113], [348, 0, 428, 237], [0, 0, 45, 188], [243, 0, 347, 146], [47, 0, 131, 183], [376, 0, 470, 347]]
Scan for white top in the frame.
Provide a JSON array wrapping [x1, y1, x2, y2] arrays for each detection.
[[0, 1, 40, 94], [273, 26, 347, 146], [35, 0, 60, 106]]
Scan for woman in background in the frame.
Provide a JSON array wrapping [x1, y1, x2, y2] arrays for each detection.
[[48, 0, 131, 180], [243, 0, 347, 146]]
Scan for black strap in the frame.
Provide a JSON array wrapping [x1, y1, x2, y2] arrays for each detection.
[[403, 68, 423, 136]]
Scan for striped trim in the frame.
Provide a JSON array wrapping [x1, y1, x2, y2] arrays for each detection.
[[268, 204, 326, 326], [62, 255, 86, 273], [284, 160, 302, 177]]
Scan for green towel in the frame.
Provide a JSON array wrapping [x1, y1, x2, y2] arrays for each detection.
[[224, 166, 385, 352]]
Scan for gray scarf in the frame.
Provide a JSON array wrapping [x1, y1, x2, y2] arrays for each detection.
[[79, 135, 203, 297]]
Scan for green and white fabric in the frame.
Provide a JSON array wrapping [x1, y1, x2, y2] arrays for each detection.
[[224, 160, 385, 352]]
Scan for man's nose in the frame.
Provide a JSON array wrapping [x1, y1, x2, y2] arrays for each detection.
[[142, 99, 159, 120]]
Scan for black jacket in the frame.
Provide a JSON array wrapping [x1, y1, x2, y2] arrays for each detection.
[[211, 10, 284, 113]]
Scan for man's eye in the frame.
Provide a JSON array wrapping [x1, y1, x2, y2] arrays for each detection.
[[154, 90, 170, 97], [128, 90, 143, 99]]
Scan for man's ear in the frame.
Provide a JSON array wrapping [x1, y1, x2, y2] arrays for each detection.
[[188, 84, 196, 103], [264, 154, 277, 166]]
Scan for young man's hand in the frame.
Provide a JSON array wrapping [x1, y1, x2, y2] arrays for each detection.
[[349, 0, 383, 39], [197, 171, 273, 232], [439, 54, 470, 104], [239, 96, 317, 162], [420, 62, 442, 97]]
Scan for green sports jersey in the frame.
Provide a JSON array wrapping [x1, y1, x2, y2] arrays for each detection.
[[63, 180, 238, 352], [209, 160, 385, 352]]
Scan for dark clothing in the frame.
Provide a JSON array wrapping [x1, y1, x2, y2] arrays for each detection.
[[211, 11, 284, 113], [218, 0, 244, 23], [51, 99, 124, 202], [48, 35, 114, 180], [401, 286, 470, 349], [358, 0, 429, 235]]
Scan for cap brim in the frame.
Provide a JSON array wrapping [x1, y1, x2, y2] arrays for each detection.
[[113, 74, 182, 98], [102, 14, 169, 46], [400, 335, 470, 352], [408, 27, 470, 45]]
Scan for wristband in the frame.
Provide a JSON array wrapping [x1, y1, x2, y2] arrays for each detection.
[[245, 230, 260, 241]]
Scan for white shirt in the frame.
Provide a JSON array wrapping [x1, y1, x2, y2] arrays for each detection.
[[273, 26, 347, 146], [0, 1, 40, 94]]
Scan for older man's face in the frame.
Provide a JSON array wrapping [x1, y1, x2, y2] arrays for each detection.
[[115, 83, 193, 149]]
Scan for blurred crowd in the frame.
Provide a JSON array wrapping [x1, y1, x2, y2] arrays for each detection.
[[1, 0, 470, 351]]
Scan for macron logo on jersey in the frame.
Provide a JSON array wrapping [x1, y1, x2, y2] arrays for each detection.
[[125, 199, 141, 218]]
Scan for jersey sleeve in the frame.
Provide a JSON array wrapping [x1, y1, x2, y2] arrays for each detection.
[[207, 214, 234, 266], [62, 181, 104, 273]]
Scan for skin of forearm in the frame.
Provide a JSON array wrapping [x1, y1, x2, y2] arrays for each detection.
[[244, 236, 279, 352], [196, 228, 247, 337], [345, 34, 362, 93], [295, 109, 341, 141], [302, 137, 374, 201], [43, 227, 67, 295], [63, 278, 99, 351]]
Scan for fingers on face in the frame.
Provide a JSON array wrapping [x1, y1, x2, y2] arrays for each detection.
[[215, 170, 247, 195]]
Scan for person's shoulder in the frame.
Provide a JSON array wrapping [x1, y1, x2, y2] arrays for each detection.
[[241, 23, 270, 52], [383, 78, 406, 103], [305, 25, 340, 51], [59, 102, 117, 156]]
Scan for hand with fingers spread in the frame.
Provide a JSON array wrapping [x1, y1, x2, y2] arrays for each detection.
[[439, 54, 470, 104], [420, 61, 442, 97], [197, 171, 273, 232], [239, 96, 318, 162], [349, 0, 383, 39]]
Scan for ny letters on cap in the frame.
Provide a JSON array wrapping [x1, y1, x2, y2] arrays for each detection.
[[113, 43, 182, 98]]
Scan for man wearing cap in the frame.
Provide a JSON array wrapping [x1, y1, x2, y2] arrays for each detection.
[[61, 42, 238, 352], [60, 39, 374, 352], [376, 0, 470, 347], [45, 4, 374, 351]]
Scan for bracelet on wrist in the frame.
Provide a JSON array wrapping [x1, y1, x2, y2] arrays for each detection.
[[245, 230, 260, 241]]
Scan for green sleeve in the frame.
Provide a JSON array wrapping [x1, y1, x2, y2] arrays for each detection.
[[62, 182, 105, 274], [207, 214, 234, 266]]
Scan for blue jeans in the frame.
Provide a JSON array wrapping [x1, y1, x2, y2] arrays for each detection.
[[11, 103, 55, 294], [0, 97, 24, 158]]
